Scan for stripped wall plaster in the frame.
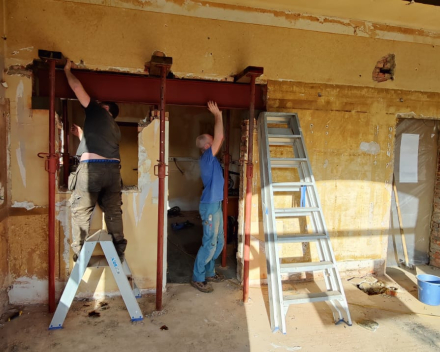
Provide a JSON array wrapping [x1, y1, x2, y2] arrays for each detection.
[[56, 200, 71, 273], [15, 143, 26, 187], [133, 136, 156, 225], [360, 141, 381, 155], [8, 276, 63, 304], [11, 201, 38, 210], [71, 0, 440, 46]]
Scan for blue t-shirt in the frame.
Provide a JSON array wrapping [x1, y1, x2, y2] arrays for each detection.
[[199, 148, 224, 203]]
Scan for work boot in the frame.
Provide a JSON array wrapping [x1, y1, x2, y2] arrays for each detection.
[[206, 273, 225, 283], [190, 280, 213, 293]]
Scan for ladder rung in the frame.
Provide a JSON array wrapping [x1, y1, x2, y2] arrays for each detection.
[[280, 261, 334, 273], [268, 139, 296, 146], [283, 291, 343, 305], [277, 234, 327, 243], [270, 158, 307, 168], [272, 182, 313, 192], [269, 134, 301, 139], [267, 116, 291, 123], [268, 128, 294, 136], [275, 208, 320, 217]]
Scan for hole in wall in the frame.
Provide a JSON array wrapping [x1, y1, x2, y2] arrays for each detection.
[[372, 54, 396, 82]]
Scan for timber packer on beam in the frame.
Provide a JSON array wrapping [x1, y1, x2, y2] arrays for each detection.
[[33, 63, 265, 110]]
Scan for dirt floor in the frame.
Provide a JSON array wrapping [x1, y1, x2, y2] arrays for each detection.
[[1, 267, 440, 352]]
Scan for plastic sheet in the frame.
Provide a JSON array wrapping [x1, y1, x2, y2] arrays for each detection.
[[388, 119, 438, 267]]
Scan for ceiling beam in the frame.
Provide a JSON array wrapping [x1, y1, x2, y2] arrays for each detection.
[[33, 66, 265, 110]]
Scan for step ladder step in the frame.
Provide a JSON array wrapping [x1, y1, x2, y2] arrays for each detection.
[[269, 134, 301, 140], [283, 291, 343, 305], [280, 261, 334, 273], [272, 182, 314, 192], [277, 234, 327, 243], [88, 255, 109, 268], [268, 128, 294, 136], [275, 208, 320, 217], [270, 158, 307, 168], [267, 116, 291, 123], [268, 139, 298, 146], [88, 255, 133, 278]]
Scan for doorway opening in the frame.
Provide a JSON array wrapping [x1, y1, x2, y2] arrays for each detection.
[[387, 118, 439, 274], [166, 106, 245, 283]]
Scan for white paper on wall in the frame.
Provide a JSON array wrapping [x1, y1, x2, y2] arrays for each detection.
[[400, 133, 419, 183]]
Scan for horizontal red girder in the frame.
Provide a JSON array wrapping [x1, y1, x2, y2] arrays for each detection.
[[34, 68, 265, 110]]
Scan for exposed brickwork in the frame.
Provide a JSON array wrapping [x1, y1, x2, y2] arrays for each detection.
[[430, 142, 440, 268], [372, 54, 396, 82]]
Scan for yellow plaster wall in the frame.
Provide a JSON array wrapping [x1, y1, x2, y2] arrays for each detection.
[[4, 0, 440, 93], [55, 0, 440, 46], [4, 0, 440, 296], [7, 77, 48, 206], [245, 80, 440, 282], [167, 106, 208, 211], [5, 74, 165, 300]]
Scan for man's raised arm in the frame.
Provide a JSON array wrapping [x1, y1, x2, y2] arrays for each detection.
[[208, 101, 224, 156], [64, 60, 91, 108]]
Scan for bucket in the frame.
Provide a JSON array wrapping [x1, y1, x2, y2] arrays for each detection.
[[417, 274, 440, 306]]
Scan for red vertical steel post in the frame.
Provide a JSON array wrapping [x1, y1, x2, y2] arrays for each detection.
[[156, 66, 167, 311], [243, 75, 256, 303], [222, 111, 230, 267], [48, 60, 56, 313], [62, 100, 70, 187]]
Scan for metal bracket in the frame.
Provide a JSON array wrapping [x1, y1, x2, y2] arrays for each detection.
[[37, 152, 60, 173], [154, 163, 169, 177]]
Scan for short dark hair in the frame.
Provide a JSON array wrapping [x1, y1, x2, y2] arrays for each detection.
[[102, 101, 119, 119]]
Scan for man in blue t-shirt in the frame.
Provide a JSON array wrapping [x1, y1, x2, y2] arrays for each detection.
[[191, 101, 226, 293]]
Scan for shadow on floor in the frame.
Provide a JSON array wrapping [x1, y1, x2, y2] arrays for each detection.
[[386, 266, 419, 299]]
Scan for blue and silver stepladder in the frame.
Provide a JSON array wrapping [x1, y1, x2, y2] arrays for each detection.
[[49, 230, 143, 329]]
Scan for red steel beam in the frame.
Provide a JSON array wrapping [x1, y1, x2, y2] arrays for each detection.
[[155, 65, 168, 311], [34, 68, 265, 110], [48, 60, 57, 313], [221, 111, 230, 267]]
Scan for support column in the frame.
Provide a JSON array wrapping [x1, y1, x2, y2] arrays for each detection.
[[235, 66, 263, 303], [48, 59, 56, 313], [149, 54, 172, 311], [37, 50, 66, 313], [156, 66, 167, 311], [222, 111, 230, 267]]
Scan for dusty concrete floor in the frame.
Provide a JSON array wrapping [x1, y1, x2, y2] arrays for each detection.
[[1, 270, 440, 352]]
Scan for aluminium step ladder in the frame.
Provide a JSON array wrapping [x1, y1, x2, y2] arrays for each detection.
[[49, 230, 143, 330], [258, 112, 352, 334]]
